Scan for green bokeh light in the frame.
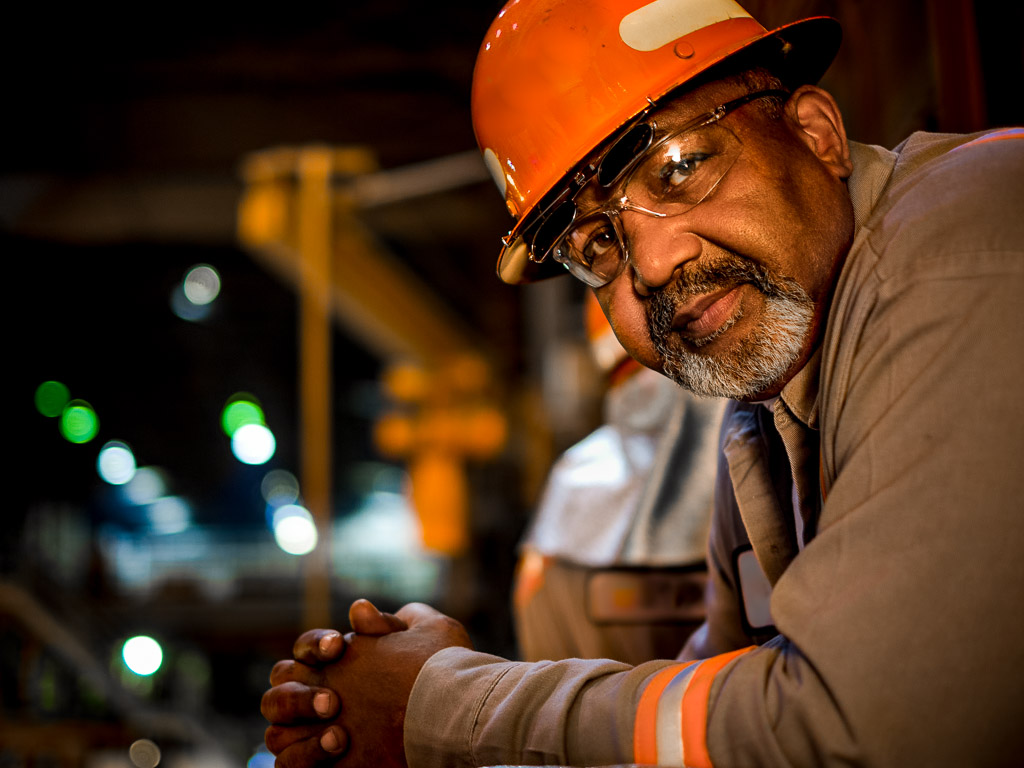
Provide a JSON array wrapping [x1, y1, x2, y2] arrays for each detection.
[[221, 395, 265, 436], [35, 381, 70, 418], [60, 400, 100, 444]]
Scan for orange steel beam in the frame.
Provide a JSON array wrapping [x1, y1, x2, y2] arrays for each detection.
[[238, 145, 488, 631], [239, 146, 481, 367], [296, 147, 333, 630]]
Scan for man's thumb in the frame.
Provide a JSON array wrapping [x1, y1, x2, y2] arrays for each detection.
[[348, 598, 409, 635], [393, 602, 446, 627], [394, 603, 472, 649]]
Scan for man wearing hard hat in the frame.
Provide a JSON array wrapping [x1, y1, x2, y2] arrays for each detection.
[[262, 1, 1024, 766]]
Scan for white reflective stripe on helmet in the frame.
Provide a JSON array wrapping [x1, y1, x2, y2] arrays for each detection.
[[620, 0, 752, 52]]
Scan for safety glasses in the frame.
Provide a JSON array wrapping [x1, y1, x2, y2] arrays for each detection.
[[522, 89, 788, 287]]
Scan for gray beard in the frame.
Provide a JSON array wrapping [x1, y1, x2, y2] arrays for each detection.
[[647, 256, 814, 399]]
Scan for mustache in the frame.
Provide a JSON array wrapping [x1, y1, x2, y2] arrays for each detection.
[[646, 254, 808, 343], [660, 254, 788, 302]]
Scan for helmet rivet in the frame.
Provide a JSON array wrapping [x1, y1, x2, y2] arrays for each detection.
[[673, 40, 695, 59]]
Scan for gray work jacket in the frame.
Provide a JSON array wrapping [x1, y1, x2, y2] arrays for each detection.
[[405, 131, 1024, 767]]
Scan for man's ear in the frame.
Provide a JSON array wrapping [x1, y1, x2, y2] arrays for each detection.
[[785, 85, 853, 180]]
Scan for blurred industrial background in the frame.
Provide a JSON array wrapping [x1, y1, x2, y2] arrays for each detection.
[[4, 2, 1021, 767]]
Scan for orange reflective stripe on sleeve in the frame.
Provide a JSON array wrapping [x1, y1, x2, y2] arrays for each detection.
[[679, 646, 756, 768], [633, 648, 755, 766], [633, 662, 696, 764]]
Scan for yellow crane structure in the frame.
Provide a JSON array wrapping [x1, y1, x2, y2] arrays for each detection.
[[237, 145, 507, 629]]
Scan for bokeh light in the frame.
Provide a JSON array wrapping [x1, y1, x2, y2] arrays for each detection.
[[35, 380, 70, 417], [221, 394, 265, 436], [59, 400, 99, 444], [98, 441, 137, 485], [122, 635, 163, 676], [170, 284, 211, 322], [338, 490, 423, 557], [147, 496, 191, 535], [232, 423, 276, 465], [129, 739, 162, 768], [247, 750, 275, 768], [183, 264, 221, 305], [272, 504, 317, 555], [261, 469, 300, 507], [122, 467, 168, 506], [171, 264, 221, 322]]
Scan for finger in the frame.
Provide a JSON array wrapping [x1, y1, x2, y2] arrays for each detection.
[[292, 629, 345, 665], [269, 659, 328, 687], [319, 726, 347, 755], [266, 727, 348, 768], [269, 659, 304, 686], [264, 723, 334, 755], [348, 598, 409, 635], [261, 681, 338, 723]]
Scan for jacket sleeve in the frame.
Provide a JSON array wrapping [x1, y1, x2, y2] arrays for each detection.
[[404, 645, 761, 768], [404, 648, 645, 767]]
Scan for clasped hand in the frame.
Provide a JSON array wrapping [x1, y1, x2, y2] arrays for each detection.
[[261, 599, 473, 768]]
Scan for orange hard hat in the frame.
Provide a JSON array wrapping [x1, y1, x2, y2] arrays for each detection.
[[471, 0, 841, 284]]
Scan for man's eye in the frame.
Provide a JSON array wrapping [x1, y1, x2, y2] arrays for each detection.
[[658, 153, 709, 189], [581, 227, 618, 266]]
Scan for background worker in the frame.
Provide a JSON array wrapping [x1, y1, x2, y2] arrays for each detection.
[[514, 293, 724, 664], [261, 0, 1024, 765]]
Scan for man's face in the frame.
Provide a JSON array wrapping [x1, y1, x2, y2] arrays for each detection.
[[588, 79, 854, 401]]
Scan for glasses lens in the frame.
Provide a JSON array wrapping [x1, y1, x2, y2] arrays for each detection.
[[598, 123, 654, 187], [552, 212, 623, 287], [622, 121, 741, 212]]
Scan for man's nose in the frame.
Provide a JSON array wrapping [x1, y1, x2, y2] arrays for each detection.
[[621, 213, 703, 296]]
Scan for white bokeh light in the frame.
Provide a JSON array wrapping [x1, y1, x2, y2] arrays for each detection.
[[272, 504, 317, 555], [261, 469, 300, 507], [148, 496, 191, 535], [97, 441, 137, 485], [122, 635, 163, 676], [335, 491, 423, 556], [183, 265, 221, 305], [231, 423, 276, 465], [122, 467, 167, 505]]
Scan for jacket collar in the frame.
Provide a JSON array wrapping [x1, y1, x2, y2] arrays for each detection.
[[846, 140, 898, 228]]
